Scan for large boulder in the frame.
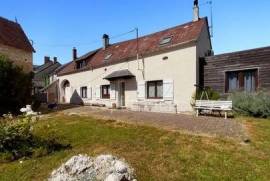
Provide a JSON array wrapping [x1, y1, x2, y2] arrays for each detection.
[[48, 154, 136, 181]]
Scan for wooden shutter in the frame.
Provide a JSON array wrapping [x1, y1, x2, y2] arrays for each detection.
[[163, 79, 174, 101], [137, 81, 145, 100], [255, 69, 259, 90], [110, 83, 116, 100], [95, 86, 100, 99], [87, 86, 92, 99], [225, 72, 228, 93]]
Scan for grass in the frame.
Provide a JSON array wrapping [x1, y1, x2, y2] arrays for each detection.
[[0, 115, 270, 180]]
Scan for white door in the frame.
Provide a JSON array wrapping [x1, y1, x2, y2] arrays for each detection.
[[64, 87, 71, 103], [118, 82, 125, 107]]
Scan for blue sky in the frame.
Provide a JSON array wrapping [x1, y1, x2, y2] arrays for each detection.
[[1, 0, 270, 65]]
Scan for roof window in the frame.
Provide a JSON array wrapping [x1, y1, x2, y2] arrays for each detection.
[[159, 36, 172, 46], [104, 54, 112, 61], [76, 60, 86, 69]]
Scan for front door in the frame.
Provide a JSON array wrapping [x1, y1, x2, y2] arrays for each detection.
[[64, 87, 71, 103], [119, 82, 125, 107]]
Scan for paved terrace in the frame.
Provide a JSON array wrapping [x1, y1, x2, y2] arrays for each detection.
[[54, 106, 248, 141]]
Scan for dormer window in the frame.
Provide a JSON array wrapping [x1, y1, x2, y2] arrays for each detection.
[[159, 36, 172, 46], [76, 60, 86, 69]]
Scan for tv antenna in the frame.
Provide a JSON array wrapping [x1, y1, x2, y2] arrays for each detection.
[[200, 1, 214, 38]]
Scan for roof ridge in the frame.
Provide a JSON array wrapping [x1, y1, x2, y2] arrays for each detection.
[[110, 17, 207, 47], [0, 16, 35, 52], [0, 16, 18, 25], [208, 45, 270, 58], [75, 48, 100, 61], [58, 17, 208, 76], [35, 62, 54, 73], [77, 17, 207, 61]]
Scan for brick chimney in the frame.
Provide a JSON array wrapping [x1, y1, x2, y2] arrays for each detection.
[[102, 34, 109, 50], [44, 56, 51, 64], [73, 47, 77, 60], [53, 57, 58, 63], [193, 0, 199, 22]]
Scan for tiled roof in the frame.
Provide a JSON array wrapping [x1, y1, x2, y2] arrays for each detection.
[[34, 61, 61, 80], [0, 17, 35, 52], [58, 18, 208, 76]]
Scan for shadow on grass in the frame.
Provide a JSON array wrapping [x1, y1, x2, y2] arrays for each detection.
[[0, 135, 71, 163]]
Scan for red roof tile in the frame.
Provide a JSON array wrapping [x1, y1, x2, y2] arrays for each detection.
[[0, 17, 35, 52], [58, 18, 208, 76]]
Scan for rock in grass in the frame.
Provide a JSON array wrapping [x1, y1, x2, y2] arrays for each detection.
[[48, 154, 136, 181]]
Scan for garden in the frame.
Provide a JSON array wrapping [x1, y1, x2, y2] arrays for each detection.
[[0, 113, 270, 180]]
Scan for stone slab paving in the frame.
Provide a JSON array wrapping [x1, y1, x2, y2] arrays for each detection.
[[58, 106, 248, 141]]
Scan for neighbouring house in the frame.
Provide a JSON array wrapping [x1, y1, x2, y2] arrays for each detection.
[[33, 56, 61, 102], [203, 46, 270, 96], [56, 2, 212, 113], [0, 16, 35, 72]]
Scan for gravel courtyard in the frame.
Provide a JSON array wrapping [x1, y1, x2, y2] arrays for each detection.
[[51, 106, 248, 141]]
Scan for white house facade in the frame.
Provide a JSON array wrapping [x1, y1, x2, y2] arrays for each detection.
[[57, 14, 212, 113]]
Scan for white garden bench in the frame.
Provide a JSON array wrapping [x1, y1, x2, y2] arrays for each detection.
[[194, 100, 232, 119]]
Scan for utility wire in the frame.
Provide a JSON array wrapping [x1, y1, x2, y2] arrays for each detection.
[[35, 28, 137, 48], [110, 28, 137, 39]]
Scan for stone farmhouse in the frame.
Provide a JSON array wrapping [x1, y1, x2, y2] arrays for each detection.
[[0, 17, 35, 72], [56, 2, 212, 113], [33, 56, 61, 94]]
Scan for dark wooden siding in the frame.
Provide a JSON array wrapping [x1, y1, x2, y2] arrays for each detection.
[[204, 46, 270, 94]]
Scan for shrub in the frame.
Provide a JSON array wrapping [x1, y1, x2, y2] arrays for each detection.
[[31, 95, 42, 111], [0, 55, 33, 115], [0, 116, 70, 162], [229, 91, 270, 118]]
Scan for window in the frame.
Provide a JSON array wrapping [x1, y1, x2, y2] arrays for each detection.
[[101, 85, 110, 99], [147, 80, 163, 99], [104, 54, 112, 60], [80, 87, 87, 98], [76, 60, 86, 69], [226, 69, 258, 93], [43, 76, 50, 86], [159, 36, 172, 46]]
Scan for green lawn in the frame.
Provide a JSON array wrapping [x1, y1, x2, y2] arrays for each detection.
[[0, 115, 270, 181]]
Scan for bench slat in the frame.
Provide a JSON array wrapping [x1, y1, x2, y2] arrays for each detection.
[[195, 100, 232, 110]]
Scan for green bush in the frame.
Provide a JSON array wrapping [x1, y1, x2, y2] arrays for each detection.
[[0, 116, 70, 162], [0, 55, 33, 115], [229, 91, 270, 118]]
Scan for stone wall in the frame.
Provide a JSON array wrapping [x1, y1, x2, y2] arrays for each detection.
[[0, 44, 33, 72]]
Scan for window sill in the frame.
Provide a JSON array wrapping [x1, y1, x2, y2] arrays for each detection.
[[144, 99, 164, 103], [82, 97, 91, 100]]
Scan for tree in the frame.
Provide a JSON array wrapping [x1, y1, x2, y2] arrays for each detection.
[[0, 55, 33, 115]]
